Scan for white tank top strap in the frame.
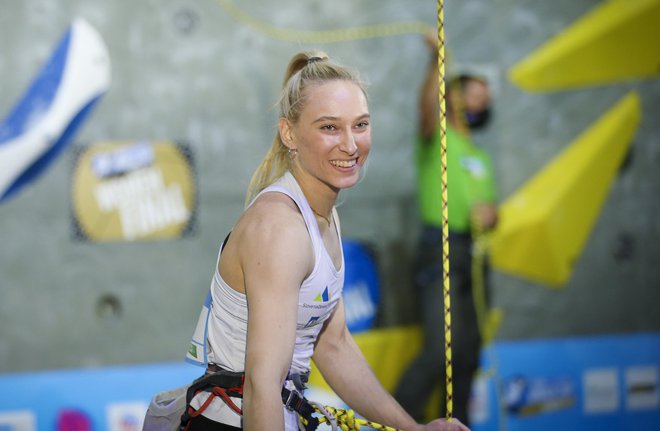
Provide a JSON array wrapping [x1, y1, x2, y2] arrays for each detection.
[[250, 172, 325, 263]]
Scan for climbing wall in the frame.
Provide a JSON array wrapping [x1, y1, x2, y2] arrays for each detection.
[[0, 0, 659, 377], [0, 0, 435, 372]]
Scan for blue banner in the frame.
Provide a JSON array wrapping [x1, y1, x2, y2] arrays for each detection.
[[0, 333, 658, 430], [471, 332, 660, 431]]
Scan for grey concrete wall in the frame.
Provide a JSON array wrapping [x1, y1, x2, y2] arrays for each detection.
[[0, 0, 659, 373], [0, 0, 433, 372]]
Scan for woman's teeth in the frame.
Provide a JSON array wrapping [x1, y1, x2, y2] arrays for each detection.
[[331, 159, 356, 168]]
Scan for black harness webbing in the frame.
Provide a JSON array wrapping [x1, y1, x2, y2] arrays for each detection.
[[281, 386, 320, 431]]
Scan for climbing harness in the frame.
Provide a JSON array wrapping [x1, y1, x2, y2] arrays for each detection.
[[179, 369, 245, 430], [179, 368, 319, 431], [178, 367, 403, 431]]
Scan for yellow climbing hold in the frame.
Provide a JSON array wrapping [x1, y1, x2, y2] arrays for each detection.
[[509, 0, 660, 91], [489, 91, 641, 286]]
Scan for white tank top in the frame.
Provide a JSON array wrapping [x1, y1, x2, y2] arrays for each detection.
[[191, 171, 345, 429]]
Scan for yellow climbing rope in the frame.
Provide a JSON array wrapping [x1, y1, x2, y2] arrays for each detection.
[[471, 214, 489, 340], [437, 0, 454, 423], [215, 0, 429, 43], [302, 404, 403, 431]]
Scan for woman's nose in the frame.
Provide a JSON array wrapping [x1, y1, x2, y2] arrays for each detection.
[[339, 129, 358, 154]]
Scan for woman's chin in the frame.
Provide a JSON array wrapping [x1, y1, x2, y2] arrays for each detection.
[[335, 175, 361, 190]]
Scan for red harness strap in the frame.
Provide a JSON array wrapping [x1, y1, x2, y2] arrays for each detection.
[[180, 370, 245, 431], [188, 383, 243, 416]]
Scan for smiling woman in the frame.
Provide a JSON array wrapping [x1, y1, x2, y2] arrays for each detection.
[[245, 52, 370, 206], [151, 51, 469, 431], [278, 79, 371, 208]]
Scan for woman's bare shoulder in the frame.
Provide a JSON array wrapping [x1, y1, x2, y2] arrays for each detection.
[[239, 191, 304, 233], [232, 191, 312, 269]]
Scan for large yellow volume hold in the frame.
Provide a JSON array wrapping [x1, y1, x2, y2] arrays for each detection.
[[509, 0, 660, 91], [489, 91, 641, 287]]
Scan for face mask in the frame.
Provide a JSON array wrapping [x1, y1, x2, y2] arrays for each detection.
[[465, 107, 491, 130]]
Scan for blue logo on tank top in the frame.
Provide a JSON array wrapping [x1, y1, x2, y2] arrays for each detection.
[[314, 286, 330, 302], [303, 316, 321, 328]]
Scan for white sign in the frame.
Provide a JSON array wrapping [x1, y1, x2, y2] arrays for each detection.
[[0, 411, 36, 431], [625, 366, 659, 411], [106, 401, 148, 431], [583, 368, 619, 414]]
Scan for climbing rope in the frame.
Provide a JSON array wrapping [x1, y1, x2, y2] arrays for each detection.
[[437, 0, 454, 423], [215, 0, 429, 43], [471, 213, 490, 341], [302, 403, 403, 431]]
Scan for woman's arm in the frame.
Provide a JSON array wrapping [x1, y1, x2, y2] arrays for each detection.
[[238, 195, 313, 431], [312, 298, 418, 429], [312, 298, 469, 431]]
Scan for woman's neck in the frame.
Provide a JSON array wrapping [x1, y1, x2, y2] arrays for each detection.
[[290, 168, 337, 221]]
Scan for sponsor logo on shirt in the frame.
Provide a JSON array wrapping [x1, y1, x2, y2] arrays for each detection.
[[303, 316, 321, 328], [314, 286, 330, 302]]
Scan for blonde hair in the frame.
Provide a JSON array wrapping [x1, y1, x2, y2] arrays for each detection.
[[245, 51, 367, 205]]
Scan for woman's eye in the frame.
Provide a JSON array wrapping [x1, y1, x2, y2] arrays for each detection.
[[356, 121, 370, 129], [321, 124, 337, 131]]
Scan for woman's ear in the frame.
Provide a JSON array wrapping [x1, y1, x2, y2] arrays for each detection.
[[278, 118, 295, 150]]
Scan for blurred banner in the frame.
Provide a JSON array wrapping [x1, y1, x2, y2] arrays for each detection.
[[0, 332, 658, 430], [0, 363, 200, 431], [472, 333, 660, 431], [341, 240, 381, 333], [70, 140, 196, 242]]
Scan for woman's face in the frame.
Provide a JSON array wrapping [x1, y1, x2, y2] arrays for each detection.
[[283, 80, 371, 192]]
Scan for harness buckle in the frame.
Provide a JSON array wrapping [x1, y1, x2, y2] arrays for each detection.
[[284, 389, 297, 409], [283, 388, 305, 412]]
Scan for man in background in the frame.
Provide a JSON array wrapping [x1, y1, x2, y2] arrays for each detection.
[[395, 32, 498, 426]]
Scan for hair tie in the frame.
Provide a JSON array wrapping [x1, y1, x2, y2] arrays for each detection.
[[307, 56, 324, 65]]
